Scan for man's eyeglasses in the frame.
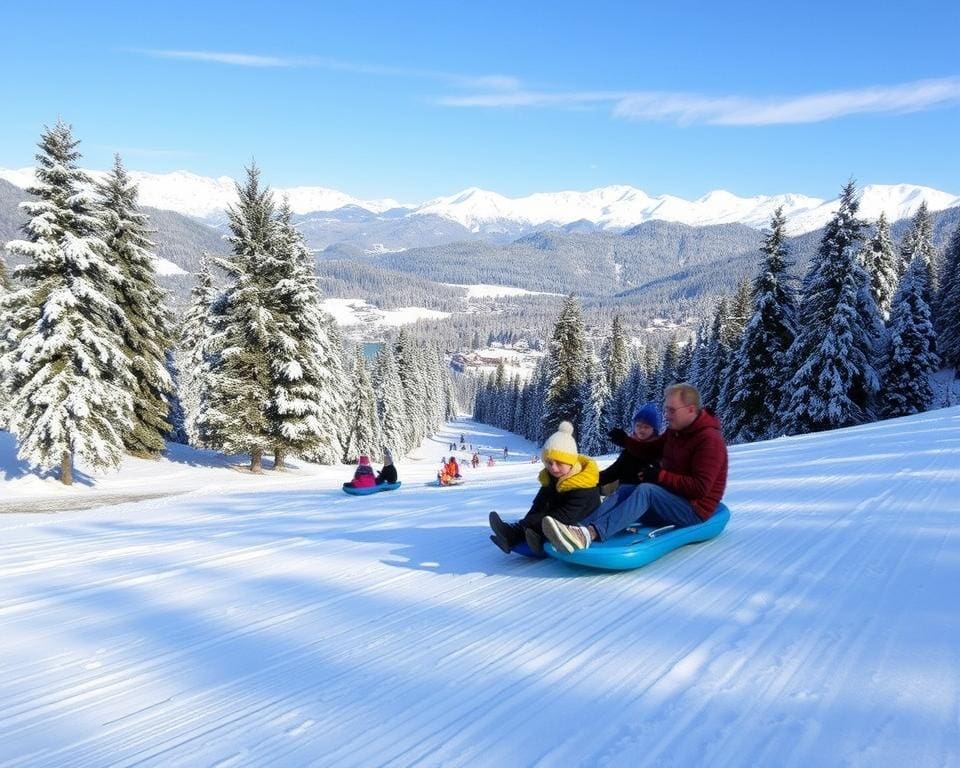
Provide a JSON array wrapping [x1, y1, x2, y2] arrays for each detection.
[[664, 404, 693, 415]]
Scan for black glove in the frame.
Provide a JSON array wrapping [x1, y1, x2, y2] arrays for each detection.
[[607, 427, 628, 447], [639, 462, 660, 484]]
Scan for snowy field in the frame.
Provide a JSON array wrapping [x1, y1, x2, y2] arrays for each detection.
[[1, 409, 958, 767]]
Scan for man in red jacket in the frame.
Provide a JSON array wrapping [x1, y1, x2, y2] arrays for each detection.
[[542, 382, 728, 553]]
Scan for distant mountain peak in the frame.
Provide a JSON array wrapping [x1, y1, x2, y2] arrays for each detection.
[[0, 166, 956, 236]]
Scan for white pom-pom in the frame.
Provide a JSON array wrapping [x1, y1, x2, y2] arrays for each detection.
[[557, 421, 574, 434]]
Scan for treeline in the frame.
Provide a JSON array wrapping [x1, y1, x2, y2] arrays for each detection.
[[0, 121, 462, 484], [475, 181, 960, 449]]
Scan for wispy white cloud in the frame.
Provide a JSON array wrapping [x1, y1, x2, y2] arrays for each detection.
[[133, 49, 960, 125], [138, 49, 297, 67], [133, 48, 518, 90], [440, 76, 960, 125], [614, 78, 960, 125]]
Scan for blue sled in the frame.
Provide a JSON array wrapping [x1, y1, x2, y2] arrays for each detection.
[[342, 481, 402, 496], [545, 503, 730, 571]]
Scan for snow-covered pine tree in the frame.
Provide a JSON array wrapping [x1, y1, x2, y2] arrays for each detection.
[[935, 223, 960, 368], [899, 201, 936, 301], [267, 200, 348, 468], [372, 344, 408, 458], [577, 349, 610, 456], [603, 315, 631, 396], [343, 346, 380, 460], [97, 154, 174, 458], [1, 121, 133, 484], [642, 343, 661, 402], [522, 356, 550, 442], [179, 254, 216, 446], [725, 207, 798, 443], [202, 164, 276, 472], [716, 279, 753, 418], [0, 254, 10, 429], [544, 294, 589, 434], [601, 315, 631, 435], [439, 347, 460, 422], [685, 318, 711, 395], [661, 335, 684, 390], [394, 329, 429, 448], [782, 181, 884, 434], [859, 213, 900, 320], [880, 254, 939, 417], [698, 298, 732, 411]]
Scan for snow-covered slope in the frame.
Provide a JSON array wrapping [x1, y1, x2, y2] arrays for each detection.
[[1, 407, 958, 766], [2, 166, 956, 234]]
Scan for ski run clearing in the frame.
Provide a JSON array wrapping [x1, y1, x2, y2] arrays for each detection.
[[1, 408, 958, 767]]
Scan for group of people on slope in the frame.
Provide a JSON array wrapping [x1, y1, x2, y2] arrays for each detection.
[[488, 382, 728, 556], [343, 450, 398, 490]]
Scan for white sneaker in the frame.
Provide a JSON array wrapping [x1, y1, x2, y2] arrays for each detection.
[[542, 517, 590, 553]]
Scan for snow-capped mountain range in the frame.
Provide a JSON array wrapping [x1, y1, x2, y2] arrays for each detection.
[[1, 166, 957, 236]]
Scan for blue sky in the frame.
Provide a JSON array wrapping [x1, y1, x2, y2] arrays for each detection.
[[2, 0, 958, 202]]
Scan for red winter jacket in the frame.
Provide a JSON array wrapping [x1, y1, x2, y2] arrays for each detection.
[[620, 408, 728, 520]]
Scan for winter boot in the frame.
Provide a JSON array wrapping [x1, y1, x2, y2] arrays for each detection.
[[524, 527, 545, 557], [489, 511, 523, 553]]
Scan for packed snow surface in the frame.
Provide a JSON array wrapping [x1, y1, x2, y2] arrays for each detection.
[[0, 408, 958, 767]]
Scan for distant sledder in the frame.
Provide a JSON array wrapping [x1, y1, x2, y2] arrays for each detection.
[[343, 452, 402, 495], [437, 456, 463, 486]]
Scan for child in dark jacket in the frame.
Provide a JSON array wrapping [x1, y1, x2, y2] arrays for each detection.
[[599, 402, 662, 494], [344, 455, 376, 489], [375, 450, 398, 485], [488, 421, 600, 556]]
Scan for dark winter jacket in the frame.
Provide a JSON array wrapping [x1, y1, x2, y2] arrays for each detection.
[[618, 408, 728, 520], [520, 455, 601, 529], [376, 463, 398, 484], [599, 447, 653, 487]]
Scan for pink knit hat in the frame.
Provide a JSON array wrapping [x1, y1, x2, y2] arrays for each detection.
[[358, 455, 371, 466]]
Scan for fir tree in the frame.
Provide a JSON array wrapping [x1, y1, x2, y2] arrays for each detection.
[[343, 347, 380, 460], [97, 154, 174, 458], [372, 345, 408, 457], [1, 121, 133, 484], [725, 207, 798, 442], [783, 181, 884, 434], [577, 350, 610, 456], [880, 254, 939, 417], [395, 329, 429, 448], [179, 255, 216, 446], [544, 294, 589, 434], [0, 255, 11, 429], [899, 201, 936, 301], [859, 213, 900, 320], [202, 164, 276, 472], [699, 299, 732, 411], [268, 201, 348, 467], [716, 279, 753, 418], [936, 223, 960, 368]]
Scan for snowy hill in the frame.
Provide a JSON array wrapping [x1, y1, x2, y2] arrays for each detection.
[[2, 165, 956, 235], [1, 408, 958, 766]]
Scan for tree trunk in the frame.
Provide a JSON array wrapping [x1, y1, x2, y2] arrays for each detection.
[[61, 451, 73, 486], [250, 447, 263, 474], [274, 446, 286, 471]]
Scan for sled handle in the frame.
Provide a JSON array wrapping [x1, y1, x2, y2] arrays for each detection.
[[647, 525, 676, 538]]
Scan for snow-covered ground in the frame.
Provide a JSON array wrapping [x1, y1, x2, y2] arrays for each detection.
[[319, 298, 450, 328], [1, 408, 958, 767]]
